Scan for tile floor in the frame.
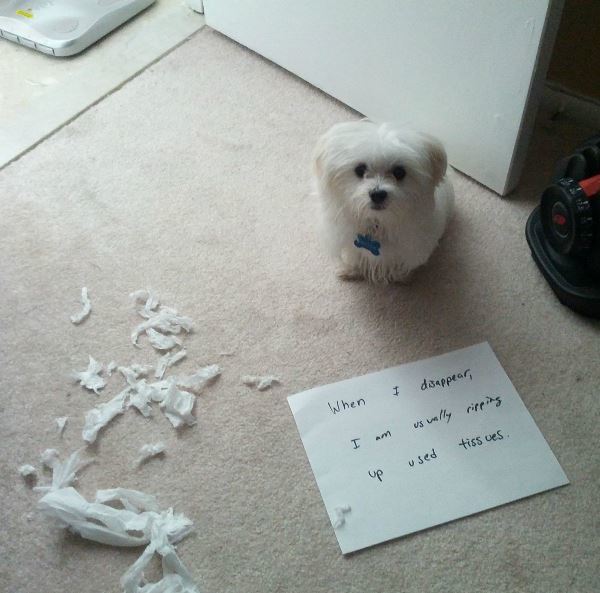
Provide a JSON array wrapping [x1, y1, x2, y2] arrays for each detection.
[[0, 0, 204, 169]]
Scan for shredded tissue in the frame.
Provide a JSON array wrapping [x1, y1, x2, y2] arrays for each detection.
[[173, 365, 221, 394], [147, 328, 183, 351], [332, 505, 351, 529], [72, 356, 106, 394], [155, 349, 187, 380], [82, 365, 222, 441], [32, 438, 196, 593], [136, 442, 166, 465], [82, 388, 130, 443], [41, 448, 60, 468], [38, 486, 200, 592], [160, 383, 196, 428], [119, 364, 154, 385], [19, 464, 38, 481], [130, 290, 193, 348], [70, 287, 91, 324], [241, 375, 281, 391], [130, 289, 160, 318], [34, 449, 94, 493], [55, 416, 68, 436], [33, 289, 213, 591]]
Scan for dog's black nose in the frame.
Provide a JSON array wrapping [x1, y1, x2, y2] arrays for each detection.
[[369, 189, 388, 204]]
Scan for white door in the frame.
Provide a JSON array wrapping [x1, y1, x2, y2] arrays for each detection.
[[204, 0, 563, 195]]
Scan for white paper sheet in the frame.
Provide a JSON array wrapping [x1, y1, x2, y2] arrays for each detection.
[[288, 342, 569, 554]]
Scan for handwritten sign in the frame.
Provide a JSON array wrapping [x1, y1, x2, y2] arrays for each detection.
[[288, 342, 568, 554]]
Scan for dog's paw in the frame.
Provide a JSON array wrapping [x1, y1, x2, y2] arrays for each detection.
[[388, 268, 416, 284], [336, 266, 364, 281]]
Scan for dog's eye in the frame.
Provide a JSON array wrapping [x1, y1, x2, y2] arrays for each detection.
[[354, 163, 367, 178], [392, 165, 406, 181]]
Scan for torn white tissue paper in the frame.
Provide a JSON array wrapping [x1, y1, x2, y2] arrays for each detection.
[[72, 356, 106, 394], [55, 416, 68, 436], [38, 486, 192, 547], [41, 448, 60, 468], [128, 378, 170, 412], [136, 442, 166, 465], [95, 488, 160, 513], [120, 513, 199, 593], [128, 380, 157, 418], [154, 349, 187, 380], [130, 289, 160, 319], [130, 573, 199, 593], [82, 389, 130, 443], [82, 364, 221, 441], [160, 383, 196, 428], [173, 365, 221, 393], [107, 361, 118, 376], [242, 375, 280, 391], [119, 364, 154, 387], [130, 363, 153, 376], [19, 464, 38, 480], [146, 328, 183, 351], [34, 449, 93, 493], [332, 505, 351, 529], [131, 309, 193, 347], [38, 486, 199, 592], [70, 287, 91, 324]]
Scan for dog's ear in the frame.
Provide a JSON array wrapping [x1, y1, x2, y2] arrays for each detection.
[[312, 140, 325, 178], [312, 129, 340, 184], [312, 133, 329, 179], [420, 133, 447, 186]]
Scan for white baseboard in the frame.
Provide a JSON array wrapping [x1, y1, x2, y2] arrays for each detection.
[[542, 82, 600, 128]]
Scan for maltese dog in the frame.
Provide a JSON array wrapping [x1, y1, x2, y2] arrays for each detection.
[[313, 120, 454, 283]]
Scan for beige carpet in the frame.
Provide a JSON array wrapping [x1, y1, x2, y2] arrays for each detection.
[[1, 28, 599, 593]]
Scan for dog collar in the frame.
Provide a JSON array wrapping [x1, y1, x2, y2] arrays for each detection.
[[354, 234, 381, 256]]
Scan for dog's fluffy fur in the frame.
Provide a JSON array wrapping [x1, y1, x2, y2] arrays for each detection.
[[313, 120, 454, 283]]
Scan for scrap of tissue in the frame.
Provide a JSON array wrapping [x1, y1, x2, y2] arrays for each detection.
[[70, 287, 91, 324], [146, 328, 183, 351], [41, 448, 60, 468], [34, 449, 94, 493], [19, 464, 38, 481], [242, 375, 280, 391], [160, 382, 196, 428], [38, 486, 199, 592], [175, 365, 221, 393], [55, 416, 68, 436], [119, 364, 154, 384], [72, 356, 106, 394], [136, 442, 166, 465], [82, 388, 130, 443], [332, 505, 351, 529], [155, 348, 187, 379], [130, 290, 193, 348], [130, 289, 160, 318]]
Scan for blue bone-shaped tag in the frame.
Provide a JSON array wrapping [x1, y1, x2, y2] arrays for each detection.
[[354, 234, 381, 256]]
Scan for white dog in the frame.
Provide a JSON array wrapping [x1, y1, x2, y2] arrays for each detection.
[[313, 120, 454, 283]]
